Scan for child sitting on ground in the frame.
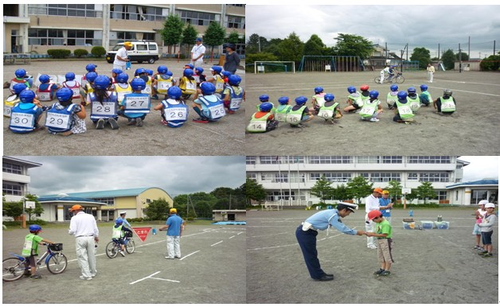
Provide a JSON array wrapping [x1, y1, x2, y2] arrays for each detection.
[[246, 102, 278, 133]]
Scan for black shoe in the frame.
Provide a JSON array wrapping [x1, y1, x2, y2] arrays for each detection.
[[313, 274, 334, 281], [108, 118, 119, 130], [324, 273, 334, 278], [374, 268, 385, 275]]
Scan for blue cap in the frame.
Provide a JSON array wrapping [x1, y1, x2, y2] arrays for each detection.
[[196, 38, 202, 42]]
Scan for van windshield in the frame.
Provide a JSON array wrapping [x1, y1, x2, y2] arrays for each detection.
[[112, 45, 123, 51]]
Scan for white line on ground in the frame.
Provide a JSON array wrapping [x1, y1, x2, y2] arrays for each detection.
[[150, 277, 180, 283], [211, 240, 223, 247], [130, 271, 161, 285], [180, 250, 200, 261], [229, 236, 235, 239]]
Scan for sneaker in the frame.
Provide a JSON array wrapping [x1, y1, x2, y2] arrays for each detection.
[[120, 250, 126, 257], [378, 271, 391, 276], [478, 250, 488, 255], [108, 118, 119, 130], [228, 110, 235, 114], [374, 268, 385, 275], [127, 119, 137, 126], [30, 274, 42, 279], [96, 118, 105, 129], [482, 253, 493, 258], [370, 118, 379, 122], [152, 94, 159, 100], [368, 245, 378, 249], [474, 245, 482, 250], [165, 256, 174, 260], [290, 124, 303, 128], [136, 118, 143, 127], [193, 118, 209, 124], [161, 119, 169, 126], [79, 276, 92, 280]]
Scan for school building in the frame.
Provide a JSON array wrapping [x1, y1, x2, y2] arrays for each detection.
[[246, 156, 497, 206], [38, 187, 173, 222], [2, 156, 42, 202], [3, 4, 245, 56]]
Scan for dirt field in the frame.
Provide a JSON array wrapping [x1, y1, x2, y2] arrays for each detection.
[[246, 208, 498, 304], [3, 59, 246, 156], [2, 223, 246, 304], [245, 71, 500, 156]]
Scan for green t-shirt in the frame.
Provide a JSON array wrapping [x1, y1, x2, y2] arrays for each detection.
[[22, 233, 43, 256], [376, 219, 392, 239]]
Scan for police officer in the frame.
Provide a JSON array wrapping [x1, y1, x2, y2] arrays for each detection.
[[296, 202, 365, 281]]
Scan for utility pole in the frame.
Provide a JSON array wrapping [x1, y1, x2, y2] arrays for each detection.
[[458, 43, 462, 73]]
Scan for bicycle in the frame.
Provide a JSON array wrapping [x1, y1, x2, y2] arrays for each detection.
[[374, 72, 405, 84], [2, 243, 67, 282], [105, 232, 135, 259]]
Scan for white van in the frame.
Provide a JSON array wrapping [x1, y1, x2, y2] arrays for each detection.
[[106, 41, 159, 64]]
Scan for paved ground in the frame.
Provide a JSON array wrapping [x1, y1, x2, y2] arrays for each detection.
[[2, 223, 246, 304], [246, 208, 498, 304], [3, 59, 246, 156], [245, 71, 500, 156]]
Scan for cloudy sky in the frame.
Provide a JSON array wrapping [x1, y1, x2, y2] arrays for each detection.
[[247, 5, 500, 59], [17, 156, 246, 197], [459, 156, 499, 181]]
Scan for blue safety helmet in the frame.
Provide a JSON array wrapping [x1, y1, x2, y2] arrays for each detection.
[[314, 86, 323, 94], [166, 71, 173, 77], [94, 75, 111, 90], [85, 63, 97, 72], [115, 218, 123, 225], [347, 86, 356, 94], [12, 83, 28, 95], [15, 68, 27, 78], [184, 69, 194, 77], [221, 71, 232, 79], [146, 69, 154, 76], [369, 90, 379, 99], [228, 75, 241, 86], [116, 73, 129, 84], [56, 88, 74, 102], [85, 72, 98, 83], [134, 68, 146, 76], [407, 87, 416, 94], [167, 86, 182, 99], [211, 66, 222, 74], [278, 96, 289, 105], [195, 67, 204, 74], [324, 93, 335, 102], [259, 94, 269, 102], [157, 65, 168, 74], [397, 91, 408, 101], [39, 74, 50, 84], [65, 72, 76, 81], [112, 68, 123, 75], [295, 96, 308, 105], [185, 63, 194, 69], [420, 84, 428, 91], [259, 102, 273, 112], [29, 224, 42, 233], [390, 84, 398, 92], [19, 90, 36, 103], [130, 78, 146, 91], [200, 82, 216, 95]]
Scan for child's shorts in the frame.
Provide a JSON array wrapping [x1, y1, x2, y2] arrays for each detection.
[[377, 238, 394, 264], [472, 224, 482, 235], [481, 231, 494, 245]]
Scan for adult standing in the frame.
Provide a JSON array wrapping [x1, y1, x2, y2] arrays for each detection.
[[379, 190, 394, 224], [473, 200, 488, 250], [119, 211, 132, 228], [190, 38, 206, 68], [296, 202, 365, 281], [223, 44, 240, 74], [427, 63, 435, 83], [113, 41, 133, 71], [159, 208, 185, 259], [68, 205, 99, 281], [365, 188, 393, 249]]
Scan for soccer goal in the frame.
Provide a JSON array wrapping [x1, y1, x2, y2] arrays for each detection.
[[254, 61, 296, 74], [298, 55, 363, 72]]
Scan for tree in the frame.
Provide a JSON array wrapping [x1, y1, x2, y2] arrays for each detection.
[[480, 53, 500, 71], [333, 33, 374, 59], [310, 175, 334, 204], [143, 198, 170, 221], [346, 176, 373, 205], [227, 31, 240, 45], [161, 14, 184, 55], [245, 177, 266, 205], [441, 49, 456, 70], [384, 180, 402, 203], [181, 24, 199, 57], [455, 51, 469, 61], [203, 21, 226, 62], [23, 194, 44, 221], [410, 47, 431, 69], [415, 182, 437, 205], [332, 184, 352, 202], [2, 200, 23, 219], [276, 32, 304, 65], [304, 34, 325, 56]]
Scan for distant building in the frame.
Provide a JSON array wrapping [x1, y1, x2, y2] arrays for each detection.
[[446, 179, 498, 205], [212, 209, 246, 222], [2, 156, 42, 202]]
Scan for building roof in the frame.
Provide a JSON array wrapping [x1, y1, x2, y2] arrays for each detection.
[[446, 179, 498, 189], [38, 195, 107, 206], [40, 187, 171, 199], [3, 156, 42, 168]]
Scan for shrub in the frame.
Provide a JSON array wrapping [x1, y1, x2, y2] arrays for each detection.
[[47, 49, 71, 59], [74, 49, 89, 58], [91, 46, 106, 58]]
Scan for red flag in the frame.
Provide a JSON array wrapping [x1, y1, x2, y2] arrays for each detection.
[[132, 227, 152, 242]]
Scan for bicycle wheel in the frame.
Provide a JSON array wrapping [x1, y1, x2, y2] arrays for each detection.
[[106, 241, 119, 259], [46, 253, 67, 274], [374, 76, 381, 84], [125, 239, 136, 254], [2, 257, 27, 282], [396, 75, 405, 84]]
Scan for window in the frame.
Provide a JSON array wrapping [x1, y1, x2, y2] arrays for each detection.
[[93, 198, 115, 205], [117, 32, 135, 40], [369, 173, 401, 182], [408, 173, 418, 180], [67, 30, 97, 46], [29, 4, 100, 18], [227, 16, 244, 29], [408, 156, 451, 164], [260, 156, 279, 164], [275, 173, 288, 183], [357, 156, 379, 164], [382, 156, 402, 164], [438, 191, 447, 201], [267, 191, 294, 201], [246, 156, 256, 165], [3, 163, 22, 174], [308, 156, 352, 164], [247, 173, 257, 180], [284, 156, 304, 164], [419, 172, 449, 182], [178, 10, 216, 26], [28, 28, 64, 46], [3, 183, 23, 196]]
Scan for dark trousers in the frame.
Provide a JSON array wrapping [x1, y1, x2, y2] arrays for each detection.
[[295, 225, 325, 279]]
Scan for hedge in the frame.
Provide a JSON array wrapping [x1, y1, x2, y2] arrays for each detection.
[[47, 49, 71, 59]]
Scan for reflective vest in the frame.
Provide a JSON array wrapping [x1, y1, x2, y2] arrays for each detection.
[[179, 77, 197, 95], [161, 98, 188, 128], [37, 82, 56, 101], [115, 83, 133, 103], [419, 91, 432, 104], [386, 91, 398, 104], [440, 97, 456, 113], [348, 93, 363, 107], [395, 100, 414, 120], [197, 95, 226, 120], [214, 75, 225, 93], [9, 102, 39, 133], [112, 225, 123, 239], [62, 80, 81, 99], [4, 94, 20, 118], [312, 93, 326, 108], [22, 234, 37, 256], [121, 93, 151, 115], [318, 101, 339, 119], [359, 99, 379, 118], [45, 102, 78, 133], [274, 105, 291, 122], [286, 105, 306, 125], [156, 74, 174, 94], [89, 92, 118, 120], [247, 112, 272, 133], [9, 78, 30, 94], [407, 95, 421, 112], [360, 92, 370, 105], [226, 86, 244, 111], [141, 76, 153, 95]]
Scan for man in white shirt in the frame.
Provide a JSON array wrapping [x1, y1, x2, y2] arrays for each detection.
[[113, 41, 133, 71], [365, 188, 393, 249], [190, 38, 206, 68], [68, 204, 99, 281], [427, 63, 435, 83]]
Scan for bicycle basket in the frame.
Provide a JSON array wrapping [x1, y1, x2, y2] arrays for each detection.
[[49, 243, 63, 251], [124, 231, 133, 238]]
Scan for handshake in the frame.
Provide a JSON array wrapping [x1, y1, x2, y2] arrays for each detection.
[[356, 230, 376, 237]]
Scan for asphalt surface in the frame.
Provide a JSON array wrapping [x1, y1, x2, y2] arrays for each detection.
[[246, 208, 498, 304], [245, 70, 500, 156], [3, 59, 246, 156], [2, 223, 246, 304]]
